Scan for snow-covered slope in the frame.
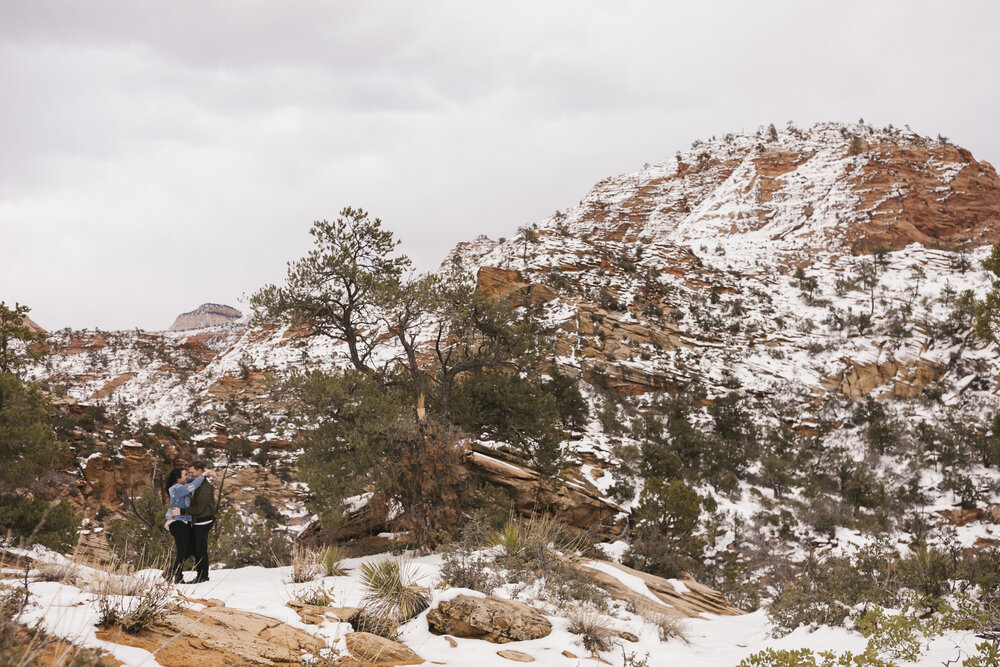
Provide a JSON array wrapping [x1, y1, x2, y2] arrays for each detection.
[[13, 546, 992, 667]]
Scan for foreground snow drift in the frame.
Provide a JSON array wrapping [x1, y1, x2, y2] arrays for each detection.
[[7, 548, 990, 667]]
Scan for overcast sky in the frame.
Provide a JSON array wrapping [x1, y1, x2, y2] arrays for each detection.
[[2, 1, 999, 331]]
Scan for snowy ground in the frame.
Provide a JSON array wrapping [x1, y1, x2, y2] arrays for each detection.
[[9, 547, 989, 667]]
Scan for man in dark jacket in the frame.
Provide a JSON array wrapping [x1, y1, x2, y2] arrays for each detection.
[[185, 461, 216, 583]]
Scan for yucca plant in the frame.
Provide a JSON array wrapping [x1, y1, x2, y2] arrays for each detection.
[[359, 558, 430, 625], [320, 545, 348, 577], [491, 519, 526, 558]]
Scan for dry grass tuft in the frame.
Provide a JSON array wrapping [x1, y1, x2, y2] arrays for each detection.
[[33, 560, 82, 586], [91, 558, 176, 634], [289, 544, 324, 583], [567, 610, 616, 654], [641, 610, 689, 643], [1, 545, 116, 665], [293, 583, 336, 607]]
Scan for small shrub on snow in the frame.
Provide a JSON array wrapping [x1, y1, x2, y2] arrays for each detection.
[[737, 647, 893, 667], [440, 511, 500, 593], [751, 594, 997, 666], [622, 650, 651, 667], [212, 507, 291, 569], [293, 583, 336, 607], [94, 569, 175, 634], [767, 540, 898, 635], [439, 540, 492, 593], [33, 560, 82, 586], [567, 610, 615, 654], [443, 513, 606, 610], [641, 610, 689, 643]]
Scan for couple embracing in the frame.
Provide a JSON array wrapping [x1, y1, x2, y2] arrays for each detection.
[[164, 461, 217, 584]]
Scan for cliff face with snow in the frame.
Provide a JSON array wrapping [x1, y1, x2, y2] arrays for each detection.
[[449, 123, 999, 406], [27, 122, 1000, 550]]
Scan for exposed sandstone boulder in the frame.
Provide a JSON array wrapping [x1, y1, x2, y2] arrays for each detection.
[[286, 600, 358, 625], [336, 632, 424, 666], [497, 650, 535, 662], [985, 504, 1000, 524], [822, 356, 945, 400], [477, 267, 531, 297], [426, 595, 552, 643], [938, 507, 983, 526], [168, 303, 242, 332], [465, 446, 625, 539], [579, 560, 743, 619], [96, 605, 323, 666]]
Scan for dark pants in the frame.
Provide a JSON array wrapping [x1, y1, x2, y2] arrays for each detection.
[[191, 518, 214, 581], [168, 520, 193, 582]]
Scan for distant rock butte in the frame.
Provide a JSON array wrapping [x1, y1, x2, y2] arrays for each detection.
[[168, 303, 242, 331], [22, 315, 45, 334]]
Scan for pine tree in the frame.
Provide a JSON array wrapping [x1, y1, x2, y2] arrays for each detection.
[[0, 302, 62, 486], [970, 241, 1000, 343], [252, 209, 562, 544], [0, 301, 46, 376], [249, 207, 411, 376], [0, 302, 76, 549]]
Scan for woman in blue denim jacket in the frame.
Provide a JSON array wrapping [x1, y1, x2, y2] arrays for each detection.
[[164, 468, 207, 583]]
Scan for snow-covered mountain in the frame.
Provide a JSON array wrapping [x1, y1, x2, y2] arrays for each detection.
[[28, 121, 1000, 555]]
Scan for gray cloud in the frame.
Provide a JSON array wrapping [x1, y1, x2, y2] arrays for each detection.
[[2, 1, 998, 330]]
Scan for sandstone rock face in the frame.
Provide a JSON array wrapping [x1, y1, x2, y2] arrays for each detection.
[[822, 356, 946, 400], [96, 605, 323, 666], [286, 600, 358, 625], [466, 446, 625, 539], [168, 303, 242, 331], [338, 632, 424, 666], [850, 141, 1000, 252], [937, 507, 982, 526], [426, 595, 552, 644], [81, 442, 157, 510], [477, 267, 531, 297]]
